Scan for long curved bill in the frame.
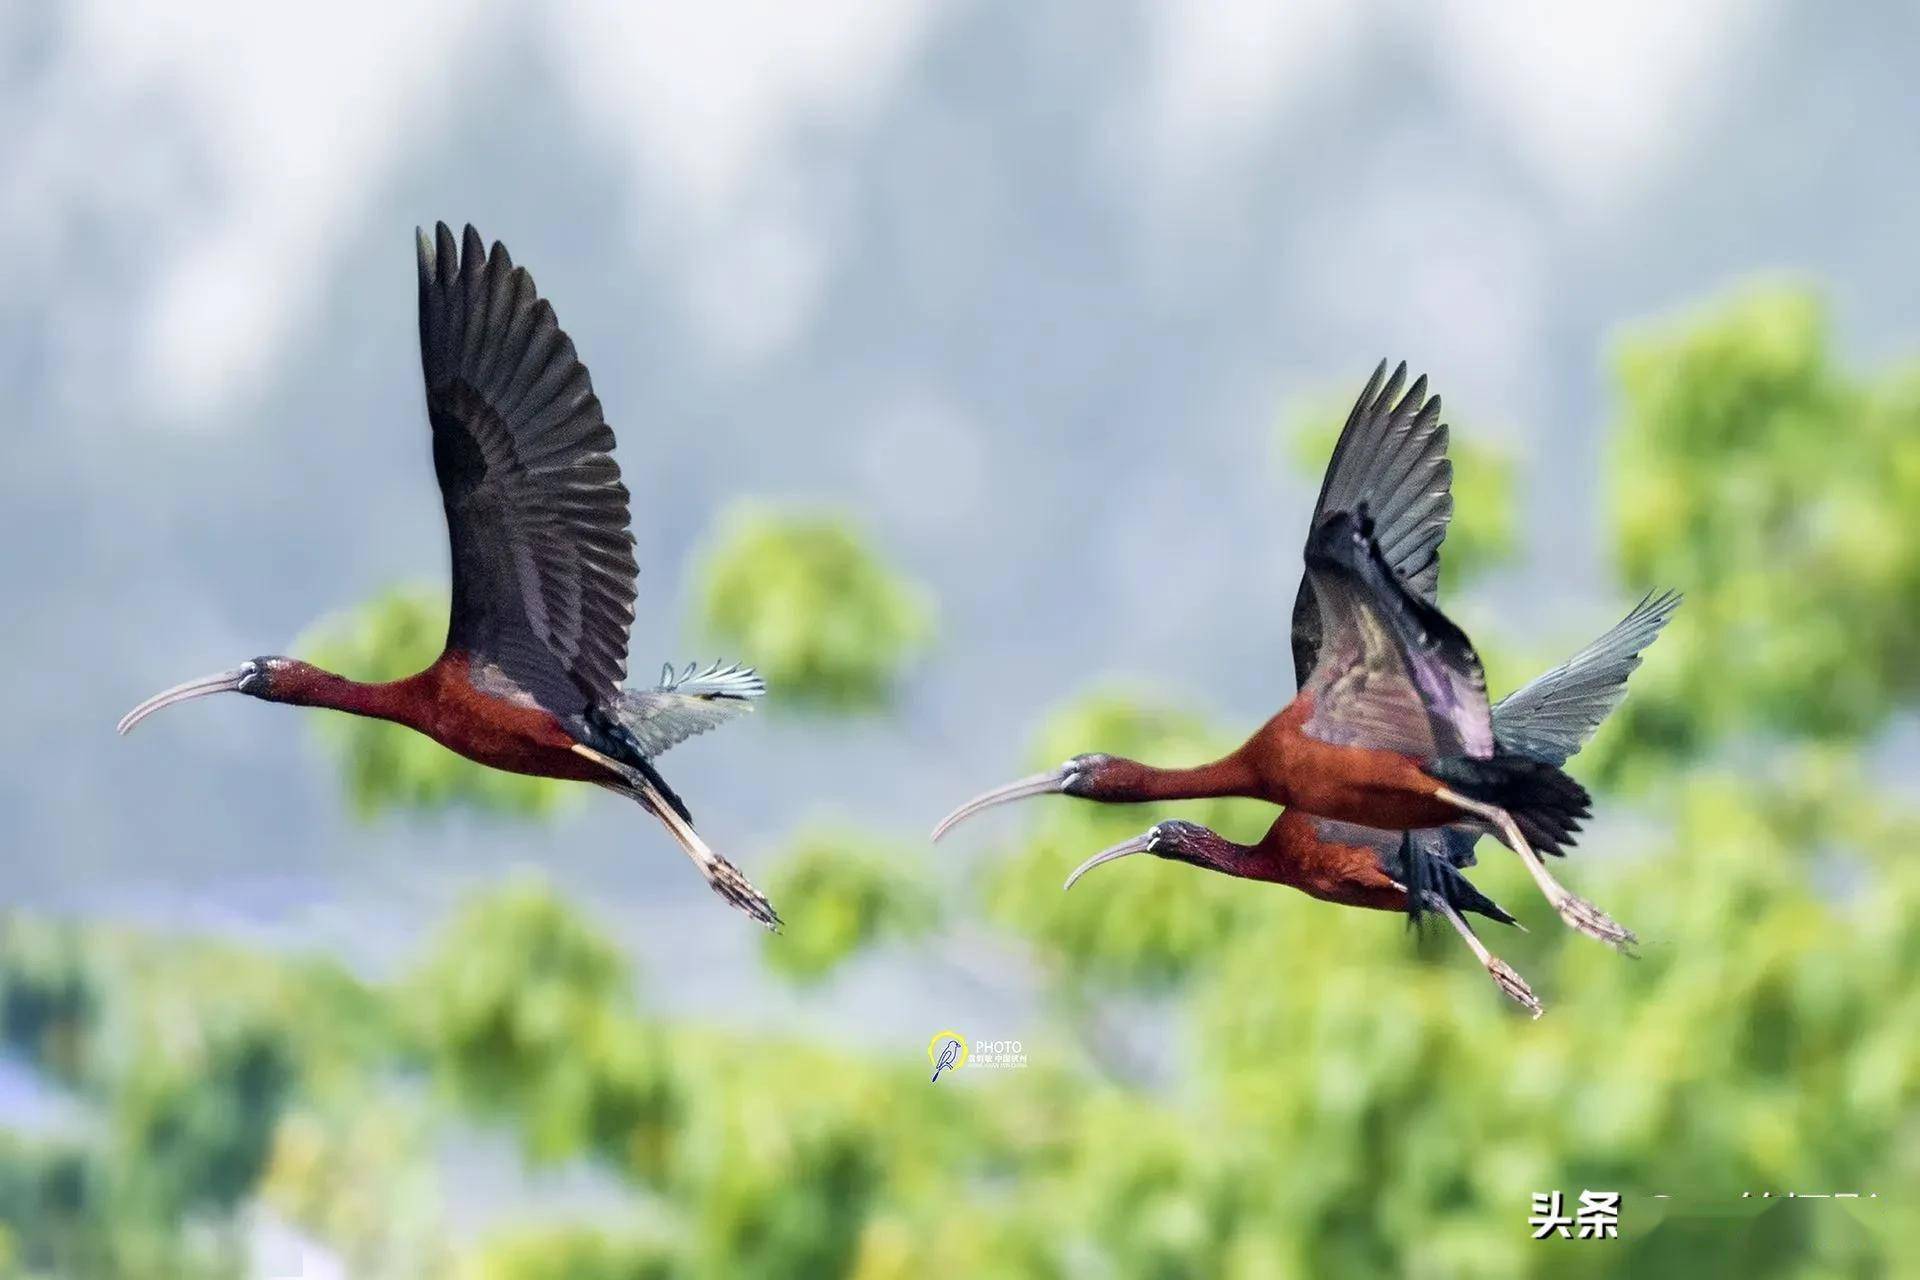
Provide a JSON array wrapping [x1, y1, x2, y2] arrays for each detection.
[[116, 667, 250, 735], [931, 767, 1071, 841], [1062, 832, 1154, 891]]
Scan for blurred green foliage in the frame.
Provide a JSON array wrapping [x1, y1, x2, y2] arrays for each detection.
[[299, 587, 578, 819], [5, 283, 1917, 1276], [1602, 284, 1920, 781], [693, 503, 934, 713], [759, 827, 940, 984]]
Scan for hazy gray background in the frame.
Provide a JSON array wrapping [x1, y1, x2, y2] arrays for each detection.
[[5, 1, 1916, 1039]]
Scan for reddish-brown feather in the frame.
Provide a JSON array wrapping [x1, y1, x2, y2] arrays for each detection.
[[1216, 696, 1460, 829], [1251, 809, 1409, 913], [270, 651, 607, 782]]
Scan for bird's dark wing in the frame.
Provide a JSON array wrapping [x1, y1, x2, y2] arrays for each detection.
[[1491, 590, 1682, 767], [1291, 361, 1452, 688], [1299, 507, 1493, 760], [613, 661, 765, 759], [418, 223, 638, 716]]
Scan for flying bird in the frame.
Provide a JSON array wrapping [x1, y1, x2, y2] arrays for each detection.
[[1064, 590, 1680, 1015], [935, 363, 1665, 954], [118, 223, 778, 928]]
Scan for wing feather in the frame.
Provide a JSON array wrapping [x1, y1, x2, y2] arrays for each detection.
[[1299, 507, 1493, 760], [1492, 591, 1682, 766], [614, 662, 765, 758], [419, 222, 639, 715], [1292, 361, 1453, 687]]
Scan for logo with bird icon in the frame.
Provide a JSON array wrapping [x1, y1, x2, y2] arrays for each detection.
[[928, 1031, 968, 1082]]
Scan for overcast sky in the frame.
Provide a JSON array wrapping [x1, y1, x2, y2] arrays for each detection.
[[4, 0, 1916, 1042]]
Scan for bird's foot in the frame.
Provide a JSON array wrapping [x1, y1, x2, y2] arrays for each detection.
[[1552, 890, 1637, 955], [704, 854, 782, 931], [1486, 956, 1544, 1019]]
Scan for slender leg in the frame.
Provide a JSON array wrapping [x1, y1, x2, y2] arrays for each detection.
[[1426, 891, 1542, 1018], [1431, 786, 1636, 953], [574, 745, 782, 930]]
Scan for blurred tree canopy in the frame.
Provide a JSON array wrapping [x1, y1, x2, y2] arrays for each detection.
[[1602, 285, 1920, 779], [4, 283, 1916, 1276], [693, 502, 934, 714]]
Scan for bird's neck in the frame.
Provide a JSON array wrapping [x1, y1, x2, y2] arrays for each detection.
[[1092, 749, 1259, 803], [1170, 829, 1273, 882], [269, 660, 431, 729]]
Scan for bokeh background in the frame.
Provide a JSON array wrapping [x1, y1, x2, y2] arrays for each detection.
[[4, 1, 1918, 1275]]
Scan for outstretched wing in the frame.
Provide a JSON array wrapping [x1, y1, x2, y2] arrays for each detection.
[[1438, 590, 1681, 867], [1298, 507, 1493, 760], [1291, 361, 1453, 688], [613, 661, 765, 759], [1492, 590, 1682, 766], [418, 222, 638, 717]]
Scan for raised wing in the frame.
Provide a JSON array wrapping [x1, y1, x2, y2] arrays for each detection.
[[1437, 590, 1680, 867], [1291, 361, 1453, 687], [418, 223, 638, 716], [1299, 507, 1493, 760], [614, 661, 765, 759], [1492, 590, 1682, 766]]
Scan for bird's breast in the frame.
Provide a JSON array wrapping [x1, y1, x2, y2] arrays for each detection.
[[415, 653, 604, 781]]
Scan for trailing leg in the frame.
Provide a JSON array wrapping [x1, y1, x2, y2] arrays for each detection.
[[1427, 890, 1542, 1018], [573, 744, 781, 930], [1431, 784, 1635, 952]]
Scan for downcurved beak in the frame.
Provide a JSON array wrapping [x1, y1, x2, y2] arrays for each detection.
[[931, 767, 1071, 841], [1062, 832, 1155, 891], [116, 667, 250, 736]]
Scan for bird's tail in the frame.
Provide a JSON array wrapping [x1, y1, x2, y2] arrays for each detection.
[[1425, 751, 1591, 857], [632, 777, 782, 931], [1436, 860, 1519, 927]]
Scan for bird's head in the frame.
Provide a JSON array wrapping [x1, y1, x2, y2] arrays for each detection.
[[1062, 819, 1236, 890], [117, 656, 305, 734], [931, 752, 1144, 840]]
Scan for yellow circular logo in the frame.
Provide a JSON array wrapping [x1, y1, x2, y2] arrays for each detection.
[[927, 1030, 968, 1081]]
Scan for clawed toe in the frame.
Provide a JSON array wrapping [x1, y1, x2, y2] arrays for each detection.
[[1554, 893, 1637, 954], [705, 859, 782, 931], [1487, 958, 1544, 1018]]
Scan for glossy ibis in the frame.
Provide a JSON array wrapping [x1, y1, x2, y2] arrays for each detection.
[[1064, 591, 1680, 1015], [118, 223, 779, 928], [935, 363, 1664, 951]]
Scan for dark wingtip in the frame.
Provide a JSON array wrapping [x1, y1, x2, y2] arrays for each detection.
[[434, 222, 458, 286]]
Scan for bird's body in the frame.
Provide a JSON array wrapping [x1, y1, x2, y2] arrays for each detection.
[[1081, 810, 1513, 922], [119, 224, 777, 927], [255, 652, 608, 781], [1209, 812, 1417, 914]]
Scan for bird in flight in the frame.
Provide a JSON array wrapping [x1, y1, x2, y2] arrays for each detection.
[[934, 364, 1673, 980], [119, 223, 779, 928], [1064, 589, 1679, 1015]]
